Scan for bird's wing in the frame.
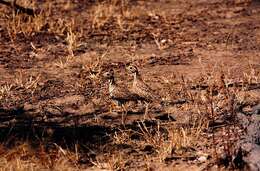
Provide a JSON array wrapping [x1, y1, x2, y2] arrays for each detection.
[[135, 80, 160, 100], [112, 86, 135, 101]]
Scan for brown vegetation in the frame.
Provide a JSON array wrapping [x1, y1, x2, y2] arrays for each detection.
[[0, 0, 259, 170]]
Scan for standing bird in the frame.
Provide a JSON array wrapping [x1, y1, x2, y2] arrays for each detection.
[[103, 69, 139, 124], [126, 64, 160, 102], [126, 64, 161, 117]]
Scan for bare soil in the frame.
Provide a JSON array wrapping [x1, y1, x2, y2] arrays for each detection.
[[0, 0, 259, 170]]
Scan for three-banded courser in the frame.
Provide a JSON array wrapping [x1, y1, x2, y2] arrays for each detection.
[[126, 64, 161, 118], [103, 69, 141, 124]]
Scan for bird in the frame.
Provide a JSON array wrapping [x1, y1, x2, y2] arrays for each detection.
[[126, 64, 162, 118], [103, 69, 140, 124], [126, 64, 160, 102]]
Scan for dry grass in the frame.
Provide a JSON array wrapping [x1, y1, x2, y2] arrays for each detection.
[[0, 84, 13, 100], [91, 0, 131, 30], [0, 142, 81, 171], [0, 0, 259, 170], [0, 64, 257, 170]]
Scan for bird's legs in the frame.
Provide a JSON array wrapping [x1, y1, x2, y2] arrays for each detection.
[[144, 102, 152, 120], [121, 104, 128, 127], [109, 101, 117, 113]]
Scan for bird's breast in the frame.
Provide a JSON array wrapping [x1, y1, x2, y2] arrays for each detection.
[[109, 84, 115, 96]]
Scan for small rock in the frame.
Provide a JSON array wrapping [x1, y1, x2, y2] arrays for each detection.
[[161, 39, 167, 44], [252, 104, 260, 115], [198, 156, 207, 163]]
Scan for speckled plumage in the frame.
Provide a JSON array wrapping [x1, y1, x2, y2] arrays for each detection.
[[126, 65, 160, 102], [103, 69, 140, 106]]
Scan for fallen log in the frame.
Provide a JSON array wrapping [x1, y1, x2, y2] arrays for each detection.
[[0, 0, 36, 16], [234, 104, 260, 170], [0, 95, 108, 128]]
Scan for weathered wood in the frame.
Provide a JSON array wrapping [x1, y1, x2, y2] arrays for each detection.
[[0, 0, 36, 16], [235, 104, 260, 170], [0, 95, 107, 128]]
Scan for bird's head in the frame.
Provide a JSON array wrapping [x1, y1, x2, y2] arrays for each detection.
[[126, 64, 139, 75], [103, 69, 114, 80]]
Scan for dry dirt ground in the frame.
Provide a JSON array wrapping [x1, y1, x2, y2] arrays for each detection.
[[0, 0, 260, 170]]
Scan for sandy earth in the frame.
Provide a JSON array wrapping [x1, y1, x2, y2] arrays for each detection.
[[0, 0, 259, 170]]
